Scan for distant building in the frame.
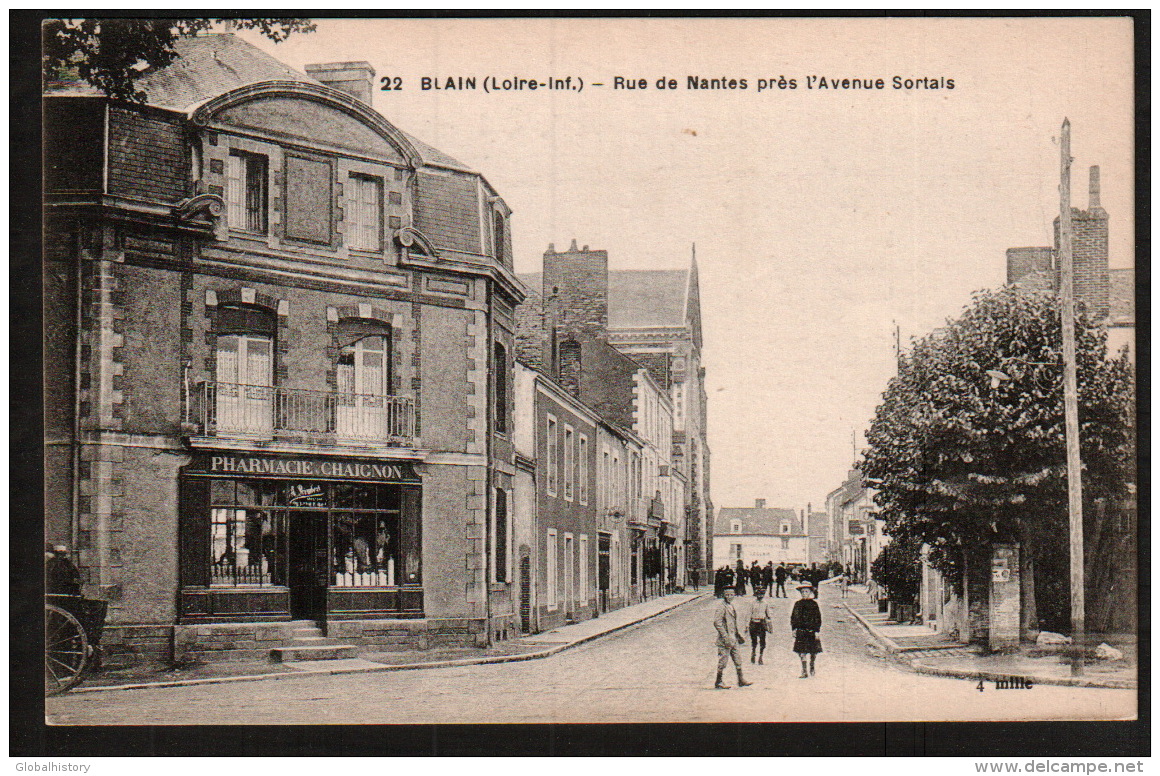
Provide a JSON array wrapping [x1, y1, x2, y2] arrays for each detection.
[[805, 509, 830, 566], [712, 500, 808, 568], [824, 469, 885, 583], [518, 241, 711, 587]]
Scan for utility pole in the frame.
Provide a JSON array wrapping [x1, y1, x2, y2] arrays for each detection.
[[1059, 118, 1086, 675]]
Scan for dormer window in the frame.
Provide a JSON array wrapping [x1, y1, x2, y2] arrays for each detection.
[[731, 520, 741, 534], [348, 174, 383, 251], [227, 152, 267, 233], [493, 209, 506, 264], [781, 522, 790, 534]]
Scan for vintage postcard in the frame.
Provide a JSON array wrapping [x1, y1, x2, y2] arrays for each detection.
[[37, 16, 1138, 732]]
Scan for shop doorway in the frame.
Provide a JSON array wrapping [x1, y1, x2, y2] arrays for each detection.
[[289, 511, 329, 620]]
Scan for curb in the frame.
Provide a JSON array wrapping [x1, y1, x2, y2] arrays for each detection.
[[841, 599, 905, 653], [841, 600, 1135, 690], [67, 592, 710, 694]]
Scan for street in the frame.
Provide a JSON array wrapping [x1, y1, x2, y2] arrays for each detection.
[[46, 587, 1135, 725]]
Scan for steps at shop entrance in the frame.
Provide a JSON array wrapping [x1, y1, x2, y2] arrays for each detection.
[[269, 620, 359, 662]]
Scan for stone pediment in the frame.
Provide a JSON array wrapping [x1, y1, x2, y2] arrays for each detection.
[[217, 96, 405, 162]]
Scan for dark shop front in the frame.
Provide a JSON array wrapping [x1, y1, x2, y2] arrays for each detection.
[[178, 452, 422, 624]]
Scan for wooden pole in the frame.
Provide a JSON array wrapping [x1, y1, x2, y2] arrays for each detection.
[[1059, 118, 1086, 675]]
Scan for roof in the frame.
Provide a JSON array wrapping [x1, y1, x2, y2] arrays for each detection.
[[608, 270, 689, 329], [1108, 267, 1134, 325], [45, 34, 472, 172], [518, 273, 542, 300], [714, 507, 804, 536], [516, 269, 690, 329]]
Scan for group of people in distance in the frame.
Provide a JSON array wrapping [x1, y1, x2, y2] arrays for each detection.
[[713, 559, 833, 599], [711, 559, 832, 689]]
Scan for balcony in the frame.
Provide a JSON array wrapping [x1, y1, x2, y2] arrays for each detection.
[[188, 381, 415, 447]]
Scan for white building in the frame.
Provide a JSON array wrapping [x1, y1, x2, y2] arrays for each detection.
[[713, 500, 809, 568]]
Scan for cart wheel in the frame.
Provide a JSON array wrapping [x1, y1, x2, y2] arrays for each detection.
[[45, 603, 89, 696]]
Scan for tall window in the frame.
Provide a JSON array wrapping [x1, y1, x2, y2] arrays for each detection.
[[493, 210, 506, 264], [336, 335, 390, 442], [493, 342, 508, 434], [546, 528, 558, 609], [564, 425, 575, 501], [579, 534, 589, 605], [215, 333, 273, 435], [546, 415, 558, 496], [348, 174, 383, 251], [610, 532, 621, 595], [631, 452, 641, 501], [612, 453, 621, 509], [602, 449, 610, 511], [494, 487, 509, 582], [578, 434, 589, 505], [227, 152, 267, 233]]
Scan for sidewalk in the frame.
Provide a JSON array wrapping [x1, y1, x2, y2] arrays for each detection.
[[841, 585, 1136, 690], [70, 590, 709, 694]]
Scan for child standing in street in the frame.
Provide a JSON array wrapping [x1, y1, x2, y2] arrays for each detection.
[[790, 583, 823, 678]]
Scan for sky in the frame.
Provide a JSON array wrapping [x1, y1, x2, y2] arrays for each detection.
[[241, 18, 1135, 513]]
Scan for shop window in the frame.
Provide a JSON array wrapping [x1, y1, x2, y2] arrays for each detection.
[[337, 335, 391, 442], [226, 152, 267, 233], [631, 536, 640, 583], [214, 332, 273, 436], [209, 480, 285, 586], [348, 174, 383, 251], [494, 342, 508, 434], [285, 154, 333, 244], [332, 505, 400, 587]]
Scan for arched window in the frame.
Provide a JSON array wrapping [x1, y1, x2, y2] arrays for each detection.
[[214, 304, 275, 436], [336, 333, 394, 442]]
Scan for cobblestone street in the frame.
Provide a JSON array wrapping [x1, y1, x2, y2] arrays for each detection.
[[46, 587, 1135, 725]]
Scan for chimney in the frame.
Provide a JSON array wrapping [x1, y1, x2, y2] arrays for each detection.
[[755, 498, 765, 509], [305, 62, 376, 106], [1089, 165, 1101, 210]]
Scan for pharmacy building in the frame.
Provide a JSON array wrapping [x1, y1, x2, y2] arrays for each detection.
[[44, 34, 526, 663]]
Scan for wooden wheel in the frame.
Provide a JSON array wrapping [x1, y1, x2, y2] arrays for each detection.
[[45, 603, 88, 696]]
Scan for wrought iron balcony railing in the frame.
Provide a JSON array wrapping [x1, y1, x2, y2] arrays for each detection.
[[189, 381, 415, 446]]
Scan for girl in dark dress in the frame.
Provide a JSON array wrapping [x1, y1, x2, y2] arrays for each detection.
[[790, 583, 823, 677]]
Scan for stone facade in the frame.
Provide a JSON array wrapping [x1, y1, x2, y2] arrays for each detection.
[[517, 242, 711, 593], [43, 35, 524, 664]]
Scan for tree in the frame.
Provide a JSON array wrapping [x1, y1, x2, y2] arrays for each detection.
[[870, 536, 922, 606], [861, 286, 1134, 633], [43, 18, 316, 102]]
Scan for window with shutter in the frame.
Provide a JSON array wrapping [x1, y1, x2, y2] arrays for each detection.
[[348, 174, 383, 251]]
